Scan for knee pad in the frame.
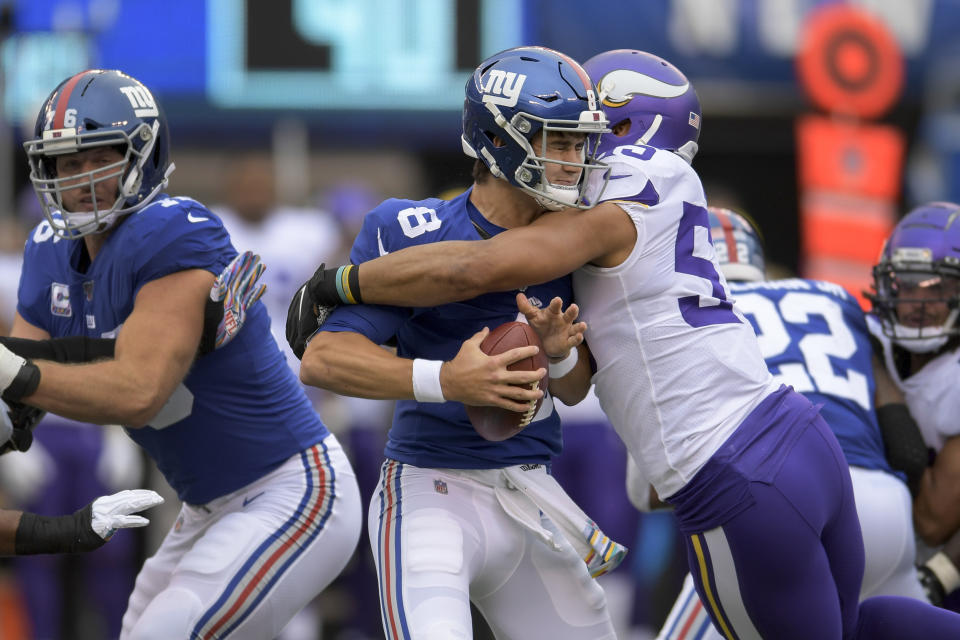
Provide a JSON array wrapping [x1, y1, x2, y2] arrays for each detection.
[[407, 596, 473, 640], [404, 509, 465, 582], [414, 616, 472, 640]]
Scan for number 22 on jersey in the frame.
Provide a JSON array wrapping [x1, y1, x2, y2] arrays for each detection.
[[736, 291, 870, 410]]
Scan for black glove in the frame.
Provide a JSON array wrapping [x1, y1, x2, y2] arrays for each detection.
[[286, 264, 339, 360], [0, 399, 45, 455], [918, 552, 960, 607], [919, 564, 947, 606]]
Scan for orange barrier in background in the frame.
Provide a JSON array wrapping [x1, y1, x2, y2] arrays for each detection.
[[795, 5, 905, 309]]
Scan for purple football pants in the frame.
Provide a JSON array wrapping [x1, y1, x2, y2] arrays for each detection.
[[670, 387, 960, 639]]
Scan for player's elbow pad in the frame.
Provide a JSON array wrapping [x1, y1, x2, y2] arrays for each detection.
[[876, 403, 930, 496]]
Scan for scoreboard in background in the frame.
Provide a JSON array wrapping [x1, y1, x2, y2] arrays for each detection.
[[208, 0, 522, 110], [1, 0, 523, 124], [2, 0, 955, 128]]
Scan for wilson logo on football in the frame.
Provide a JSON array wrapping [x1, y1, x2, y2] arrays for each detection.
[[481, 70, 526, 107]]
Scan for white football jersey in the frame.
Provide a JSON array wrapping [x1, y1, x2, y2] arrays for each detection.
[[576, 146, 776, 498], [867, 314, 960, 450]]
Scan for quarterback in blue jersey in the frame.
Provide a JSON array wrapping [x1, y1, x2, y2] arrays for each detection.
[[0, 70, 361, 639], [292, 49, 960, 638], [297, 47, 620, 639], [653, 207, 928, 640]]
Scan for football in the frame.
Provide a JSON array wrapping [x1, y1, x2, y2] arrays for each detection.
[[465, 321, 548, 441]]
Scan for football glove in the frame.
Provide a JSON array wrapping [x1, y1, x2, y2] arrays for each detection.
[[89, 489, 165, 540], [0, 398, 45, 455], [198, 251, 267, 355], [286, 264, 338, 360]]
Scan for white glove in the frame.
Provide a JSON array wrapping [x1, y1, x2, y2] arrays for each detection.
[[0, 399, 12, 447], [0, 343, 28, 395], [90, 489, 164, 540]]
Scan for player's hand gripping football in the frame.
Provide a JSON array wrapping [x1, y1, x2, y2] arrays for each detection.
[[440, 327, 545, 412], [516, 293, 586, 360], [198, 251, 267, 355]]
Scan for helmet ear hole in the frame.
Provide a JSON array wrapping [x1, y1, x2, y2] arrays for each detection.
[[584, 49, 700, 159], [611, 119, 631, 137]]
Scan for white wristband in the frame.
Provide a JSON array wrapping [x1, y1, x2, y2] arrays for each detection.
[[548, 348, 578, 378], [926, 552, 960, 594], [412, 359, 446, 403]]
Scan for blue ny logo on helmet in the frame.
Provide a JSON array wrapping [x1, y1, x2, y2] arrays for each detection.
[[462, 46, 610, 210]]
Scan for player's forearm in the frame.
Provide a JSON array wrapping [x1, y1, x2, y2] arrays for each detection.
[[547, 345, 592, 405], [914, 466, 960, 546], [301, 331, 417, 400], [26, 357, 184, 427], [356, 241, 505, 306], [0, 509, 20, 556]]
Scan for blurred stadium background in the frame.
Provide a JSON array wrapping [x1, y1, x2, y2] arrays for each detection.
[[0, 1, 957, 638]]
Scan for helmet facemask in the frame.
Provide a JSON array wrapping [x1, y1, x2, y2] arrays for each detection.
[[25, 121, 169, 239], [466, 108, 609, 211], [871, 262, 960, 353]]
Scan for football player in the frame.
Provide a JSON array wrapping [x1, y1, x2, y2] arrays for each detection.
[[294, 46, 620, 640], [0, 70, 362, 639], [654, 207, 928, 639], [0, 249, 264, 562], [289, 50, 960, 638], [868, 202, 960, 605]]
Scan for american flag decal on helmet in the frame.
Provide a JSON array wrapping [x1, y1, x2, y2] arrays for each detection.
[[689, 111, 701, 128]]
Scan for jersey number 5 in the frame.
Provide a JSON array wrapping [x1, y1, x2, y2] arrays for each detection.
[[675, 202, 740, 327]]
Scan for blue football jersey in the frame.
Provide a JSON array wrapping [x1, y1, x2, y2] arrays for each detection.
[[17, 195, 328, 504], [323, 188, 571, 468], [728, 278, 893, 474]]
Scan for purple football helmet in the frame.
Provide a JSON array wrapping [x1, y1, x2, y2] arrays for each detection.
[[462, 46, 609, 210], [24, 69, 173, 238], [869, 202, 960, 353], [707, 206, 765, 283], [583, 49, 701, 163]]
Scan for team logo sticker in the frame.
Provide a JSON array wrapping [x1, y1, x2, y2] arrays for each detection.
[[50, 283, 72, 317], [481, 70, 526, 107]]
